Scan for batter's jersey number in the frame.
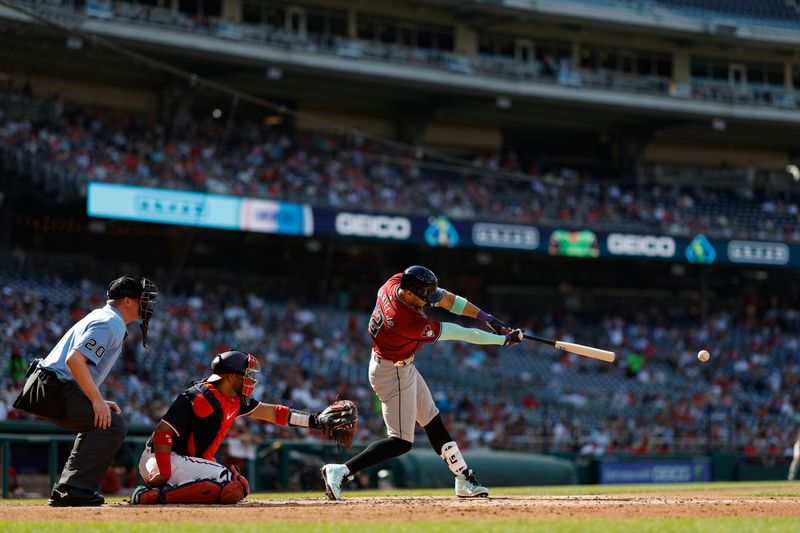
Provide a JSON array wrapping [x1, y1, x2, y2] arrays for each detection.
[[84, 338, 106, 358], [369, 305, 384, 337]]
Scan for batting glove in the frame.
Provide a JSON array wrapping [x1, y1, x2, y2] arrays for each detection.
[[503, 329, 523, 346]]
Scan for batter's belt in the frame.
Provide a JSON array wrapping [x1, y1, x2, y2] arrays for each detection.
[[374, 353, 415, 367]]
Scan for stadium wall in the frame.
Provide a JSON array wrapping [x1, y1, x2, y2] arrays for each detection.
[[644, 143, 788, 167], [388, 449, 578, 488], [6, 73, 157, 112]]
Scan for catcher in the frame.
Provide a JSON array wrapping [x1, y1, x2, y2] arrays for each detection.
[[131, 350, 357, 504]]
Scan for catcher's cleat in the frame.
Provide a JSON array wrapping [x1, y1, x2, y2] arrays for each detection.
[[455, 469, 489, 498], [48, 484, 104, 507], [321, 463, 349, 501]]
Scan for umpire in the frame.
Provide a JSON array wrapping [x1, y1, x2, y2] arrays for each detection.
[[13, 275, 158, 506]]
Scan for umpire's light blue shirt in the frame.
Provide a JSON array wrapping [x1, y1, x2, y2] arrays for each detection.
[[40, 304, 128, 385]]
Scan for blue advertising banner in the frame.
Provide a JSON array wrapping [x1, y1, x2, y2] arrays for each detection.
[[240, 198, 313, 236], [87, 183, 312, 236], [86, 185, 800, 269], [88, 182, 241, 230], [600, 459, 711, 484]]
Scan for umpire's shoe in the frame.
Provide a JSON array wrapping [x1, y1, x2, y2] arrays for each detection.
[[455, 469, 489, 498], [321, 463, 350, 501], [48, 484, 105, 507]]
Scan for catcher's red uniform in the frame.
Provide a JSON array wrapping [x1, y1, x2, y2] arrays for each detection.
[[156, 381, 259, 460]]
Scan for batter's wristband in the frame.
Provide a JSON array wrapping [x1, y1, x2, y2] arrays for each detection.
[[288, 410, 314, 428], [476, 310, 493, 322], [450, 295, 468, 316], [275, 404, 290, 426]]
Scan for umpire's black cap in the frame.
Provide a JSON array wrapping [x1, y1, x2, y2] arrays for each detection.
[[107, 276, 148, 300]]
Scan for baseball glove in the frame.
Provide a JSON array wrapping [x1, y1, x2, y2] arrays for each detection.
[[317, 399, 358, 449]]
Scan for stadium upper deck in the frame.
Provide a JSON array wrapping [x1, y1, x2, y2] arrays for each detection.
[[3, 0, 800, 122]]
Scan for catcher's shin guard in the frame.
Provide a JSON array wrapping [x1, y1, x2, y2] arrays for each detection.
[[133, 468, 250, 505], [130, 486, 162, 505], [162, 480, 223, 504]]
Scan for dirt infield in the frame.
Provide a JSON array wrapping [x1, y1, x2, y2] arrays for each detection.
[[1, 487, 799, 523]]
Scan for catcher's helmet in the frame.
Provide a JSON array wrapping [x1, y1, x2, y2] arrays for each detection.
[[208, 351, 261, 402], [107, 275, 158, 348], [400, 265, 444, 304]]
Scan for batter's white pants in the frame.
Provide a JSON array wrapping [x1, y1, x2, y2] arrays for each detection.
[[139, 447, 232, 486], [369, 351, 439, 443]]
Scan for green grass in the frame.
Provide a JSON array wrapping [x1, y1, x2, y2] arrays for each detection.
[[3, 518, 800, 533]]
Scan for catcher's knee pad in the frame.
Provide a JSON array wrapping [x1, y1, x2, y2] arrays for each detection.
[[130, 486, 162, 505], [219, 466, 249, 504]]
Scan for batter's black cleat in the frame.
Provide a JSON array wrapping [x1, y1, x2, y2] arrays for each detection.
[[455, 469, 489, 498], [48, 484, 105, 507]]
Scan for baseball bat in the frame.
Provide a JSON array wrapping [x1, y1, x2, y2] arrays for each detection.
[[523, 334, 616, 363]]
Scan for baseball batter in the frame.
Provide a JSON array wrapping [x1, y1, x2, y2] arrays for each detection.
[[321, 266, 523, 500], [132, 350, 355, 504], [13, 275, 158, 507]]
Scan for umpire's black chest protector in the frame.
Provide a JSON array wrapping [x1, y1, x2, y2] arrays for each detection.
[[171, 383, 226, 460]]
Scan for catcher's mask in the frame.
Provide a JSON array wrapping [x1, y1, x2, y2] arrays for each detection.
[[107, 275, 158, 348], [400, 265, 443, 305], [208, 351, 261, 403]]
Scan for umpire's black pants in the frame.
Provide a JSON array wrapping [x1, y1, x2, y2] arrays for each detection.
[[13, 367, 127, 492]]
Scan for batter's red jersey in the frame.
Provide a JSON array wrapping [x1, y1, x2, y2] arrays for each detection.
[[368, 273, 442, 362]]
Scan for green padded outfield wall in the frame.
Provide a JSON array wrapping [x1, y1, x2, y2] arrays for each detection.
[[385, 449, 578, 488]]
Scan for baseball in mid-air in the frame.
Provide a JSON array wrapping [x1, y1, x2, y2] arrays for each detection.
[[697, 349, 710, 363]]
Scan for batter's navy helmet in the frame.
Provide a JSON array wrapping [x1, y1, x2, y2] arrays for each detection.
[[400, 265, 444, 304], [208, 351, 261, 403]]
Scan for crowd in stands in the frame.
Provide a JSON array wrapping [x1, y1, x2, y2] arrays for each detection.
[[1, 272, 799, 465], [2, 89, 799, 243]]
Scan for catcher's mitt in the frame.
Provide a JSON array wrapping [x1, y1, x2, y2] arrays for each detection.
[[317, 399, 358, 449]]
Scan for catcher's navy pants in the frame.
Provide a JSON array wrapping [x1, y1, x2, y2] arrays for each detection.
[[14, 367, 127, 491]]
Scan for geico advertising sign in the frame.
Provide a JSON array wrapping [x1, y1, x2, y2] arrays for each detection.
[[335, 212, 412, 240], [727, 241, 789, 265], [472, 223, 539, 250], [607, 233, 676, 258]]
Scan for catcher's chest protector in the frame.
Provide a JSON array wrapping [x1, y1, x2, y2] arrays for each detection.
[[167, 383, 239, 460]]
